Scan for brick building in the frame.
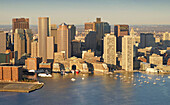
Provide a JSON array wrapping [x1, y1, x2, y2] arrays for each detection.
[[0, 66, 22, 81], [25, 57, 42, 70]]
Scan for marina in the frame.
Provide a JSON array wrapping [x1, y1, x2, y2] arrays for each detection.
[[1, 72, 170, 105]]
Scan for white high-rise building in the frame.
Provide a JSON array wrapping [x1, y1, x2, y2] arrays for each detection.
[[163, 32, 170, 40], [122, 36, 133, 71], [103, 34, 116, 65]]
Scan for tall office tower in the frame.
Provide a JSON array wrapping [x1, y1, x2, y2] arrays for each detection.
[[103, 34, 116, 65], [163, 32, 170, 40], [57, 23, 74, 59], [114, 25, 129, 52], [24, 29, 33, 55], [84, 18, 110, 54], [84, 22, 95, 31], [47, 36, 54, 61], [122, 36, 133, 71], [0, 31, 6, 53], [31, 41, 38, 57], [14, 29, 25, 60], [95, 18, 110, 52], [51, 24, 57, 44], [38, 17, 50, 62], [12, 18, 29, 43], [85, 31, 97, 51], [68, 25, 76, 41], [139, 33, 155, 48], [71, 40, 81, 58]]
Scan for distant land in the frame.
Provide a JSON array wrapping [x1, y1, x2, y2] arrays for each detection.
[[1, 24, 170, 34]]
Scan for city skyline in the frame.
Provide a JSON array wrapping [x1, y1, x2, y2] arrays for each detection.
[[1, 0, 170, 25]]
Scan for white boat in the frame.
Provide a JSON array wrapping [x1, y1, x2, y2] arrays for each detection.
[[71, 78, 76, 81], [71, 70, 75, 74], [146, 68, 157, 73], [168, 76, 170, 79], [28, 70, 35, 73], [38, 73, 52, 77]]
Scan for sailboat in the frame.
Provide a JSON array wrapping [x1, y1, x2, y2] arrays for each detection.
[[153, 80, 156, 84]]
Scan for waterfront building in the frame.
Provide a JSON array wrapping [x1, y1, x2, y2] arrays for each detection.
[[38, 17, 50, 62], [53, 50, 108, 73], [54, 52, 65, 62], [39, 62, 52, 69], [103, 34, 116, 66], [0, 66, 22, 81], [122, 36, 133, 71], [149, 54, 163, 66], [25, 57, 42, 70], [0, 31, 6, 53], [140, 62, 150, 71], [114, 25, 129, 52], [139, 33, 155, 48], [57, 23, 75, 59]]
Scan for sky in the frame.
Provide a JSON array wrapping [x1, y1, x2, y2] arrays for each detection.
[[1, 0, 170, 25]]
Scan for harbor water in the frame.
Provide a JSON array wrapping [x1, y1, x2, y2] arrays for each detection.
[[0, 72, 170, 105]]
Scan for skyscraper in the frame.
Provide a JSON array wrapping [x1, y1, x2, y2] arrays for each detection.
[[122, 36, 133, 71], [12, 18, 29, 44], [31, 40, 38, 58], [0, 31, 6, 53], [84, 22, 95, 31], [14, 29, 33, 60], [85, 31, 97, 51], [47, 36, 54, 61], [103, 34, 116, 66], [95, 18, 110, 53], [139, 33, 155, 48], [114, 25, 129, 52], [68, 25, 76, 41], [25, 29, 33, 55], [14, 29, 25, 60], [38, 17, 50, 62], [51, 24, 57, 44], [57, 23, 74, 58], [12, 18, 29, 34]]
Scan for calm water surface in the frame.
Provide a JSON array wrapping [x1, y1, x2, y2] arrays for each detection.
[[0, 72, 170, 105]]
